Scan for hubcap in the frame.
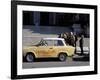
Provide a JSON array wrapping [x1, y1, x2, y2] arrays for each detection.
[[26, 54, 34, 62], [60, 54, 65, 61]]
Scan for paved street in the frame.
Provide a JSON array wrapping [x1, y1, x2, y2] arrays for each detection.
[[23, 57, 89, 69]]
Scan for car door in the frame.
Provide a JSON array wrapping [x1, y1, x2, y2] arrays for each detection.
[[37, 46, 49, 58], [37, 40, 56, 58], [46, 46, 56, 57]]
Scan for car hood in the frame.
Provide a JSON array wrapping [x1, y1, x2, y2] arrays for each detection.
[[23, 45, 37, 50]]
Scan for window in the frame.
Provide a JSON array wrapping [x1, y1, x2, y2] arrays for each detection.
[[57, 40, 64, 46]]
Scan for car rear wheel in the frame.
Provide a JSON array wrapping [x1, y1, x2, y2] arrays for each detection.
[[25, 53, 35, 62], [58, 53, 67, 61]]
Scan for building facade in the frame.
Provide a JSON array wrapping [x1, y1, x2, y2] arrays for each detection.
[[23, 11, 89, 37]]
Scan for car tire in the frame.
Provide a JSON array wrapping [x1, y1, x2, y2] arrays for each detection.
[[58, 53, 67, 61], [25, 53, 35, 62]]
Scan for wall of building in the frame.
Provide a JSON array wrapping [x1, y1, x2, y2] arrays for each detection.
[[23, 11, 89, 37]]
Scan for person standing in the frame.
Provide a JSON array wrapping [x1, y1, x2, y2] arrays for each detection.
[[74, 33, 78, 54], [75, 34, 78, 47], [79, 35, 84, 55], [70, 32, 75, 47]]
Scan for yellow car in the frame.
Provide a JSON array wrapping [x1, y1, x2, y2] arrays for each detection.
[[23, 38, 75, 62]]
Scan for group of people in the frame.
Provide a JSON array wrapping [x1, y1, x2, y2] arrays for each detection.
[[58, 32, 84, 55]]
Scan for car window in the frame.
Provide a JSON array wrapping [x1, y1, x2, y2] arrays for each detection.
[[56, 40, 64, 46], [43, 40, 64, 46], [45, 40, 54, 46]]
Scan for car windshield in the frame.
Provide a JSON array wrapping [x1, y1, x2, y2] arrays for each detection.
[[37, 39, 64, 46], [36, 39, 47, 46]]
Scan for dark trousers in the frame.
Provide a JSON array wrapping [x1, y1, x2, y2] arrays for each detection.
[[75, 43, 76, 54], [80, 46, 84, 55]]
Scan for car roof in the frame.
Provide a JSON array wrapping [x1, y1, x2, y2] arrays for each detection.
[[43, 38, 64, 40]]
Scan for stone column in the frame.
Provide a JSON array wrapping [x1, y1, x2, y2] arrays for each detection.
[[33, 12, 40, 26], [49, 13, 56, 25], [53, 13, 56, 25]]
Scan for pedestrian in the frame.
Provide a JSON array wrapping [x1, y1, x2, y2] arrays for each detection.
[[74, 33, 78, 54], [70, 32, 75, 46], [74, 33, 78, 47], [79, 35, 84, 55]]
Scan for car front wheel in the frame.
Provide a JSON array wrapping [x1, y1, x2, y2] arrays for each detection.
[[58, 53, 67, 61], [25, 53, 35, 62]]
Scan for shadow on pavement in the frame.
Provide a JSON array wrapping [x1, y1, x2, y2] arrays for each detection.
[[73, 57, 89, 61], [23, 58, 60, 62], [72, 54, 89, 61], [35, 58, 60, 62]]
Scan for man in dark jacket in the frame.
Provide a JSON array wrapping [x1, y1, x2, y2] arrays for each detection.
[[74, 33, 78, 54], [79, 35, 84, 55]]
